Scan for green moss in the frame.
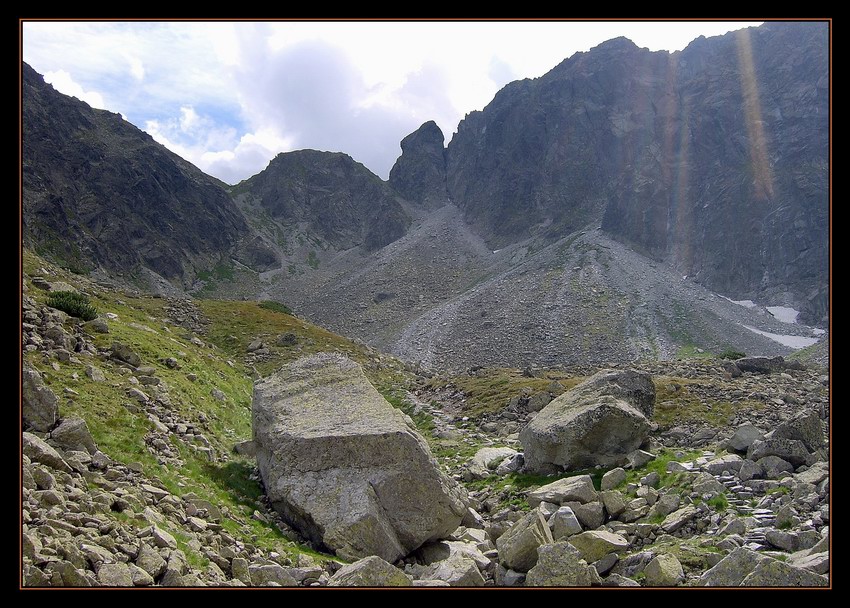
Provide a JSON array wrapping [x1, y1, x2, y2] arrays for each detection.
[[258, 300, 294, 316], [306, 250, 320, 269]]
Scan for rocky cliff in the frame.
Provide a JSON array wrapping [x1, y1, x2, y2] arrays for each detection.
[[22, 63, 255, 286], [445, 23, 828, 325], [388, 120, 448, 209], [234, 150, 410, 253]]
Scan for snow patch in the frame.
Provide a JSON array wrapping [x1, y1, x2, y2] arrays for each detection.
[[766, 306, 800, 324], [741, 325, 819, 349], [812, 328, 826, 336]]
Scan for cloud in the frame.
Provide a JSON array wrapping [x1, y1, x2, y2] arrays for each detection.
[[42, 69, 106, 109]]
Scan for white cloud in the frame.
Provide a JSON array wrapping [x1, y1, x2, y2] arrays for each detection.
[[24, 20, 762, 183], [42, 69, 106, 109]]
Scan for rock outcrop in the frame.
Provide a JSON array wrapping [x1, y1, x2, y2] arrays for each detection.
[[520, 369, 655, 473], [252, 353, 468, 563], [388, 120, 448, 209]]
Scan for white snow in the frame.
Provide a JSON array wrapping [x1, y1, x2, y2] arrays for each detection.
[[741, 324, 819, 349], [812, 328, 826, 336], [766, 306, 800, 324]]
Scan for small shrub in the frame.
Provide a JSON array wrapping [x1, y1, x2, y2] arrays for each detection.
[[719, 349, 746, 360], [258, 300, 293, 316], [46, 291, 98, 321]]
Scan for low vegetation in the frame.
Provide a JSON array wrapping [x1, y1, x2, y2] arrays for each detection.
[[46, 290, 98, 321]]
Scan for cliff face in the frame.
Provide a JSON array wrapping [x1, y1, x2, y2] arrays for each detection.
[[388, 120, 448, 209], [22, 63, 252, 284], [237, 149, 410, 253], [445, 23, 828, 324]]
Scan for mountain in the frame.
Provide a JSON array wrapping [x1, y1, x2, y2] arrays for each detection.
[[20, 22, 829, 371], [233, 149, 410, 253], [22, 62, 269, 289], [445, 23, 828, 326]]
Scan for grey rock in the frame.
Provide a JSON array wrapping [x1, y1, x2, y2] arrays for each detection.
[[418, 540, 490, 571], [525, 542, 600, 587], [151, 526, 177, 549], [600, 490, 627, 519], [231, 557, 251, 585], [738, 459, 763, 482], [50, 417, 97, 454], [627, 449, 656, 469], [466, 446, 518, 480], [135, 544, 166, 578], [520, 370, 654, 473], [740, 558, 828, 587], [111, 342, 141, 367], [233, 440, 256, 457], [636, 485, 658, 505], [727, 424, 765, 453], [699, 547, 767, 586], [735, 356, 785, 374], [718, 518, 748, 537], [758, 455, 795, 479], [703, 454, 743, 475], [22, 365, 59, 432], [84, 318, 109, 334], [327, 556, 412, 587], [644, 553, 684, 587], [640, 471, 661, 488], [128, 563, 154, 587], [527, 475, 598, 507], [790, 552, 829, 575], [567, 531, 629, 563], [248, 564, 298, 587], [565, 501, 606, 530], [22, 432, 71, 472], [593, 552, 619, 576], [794, 461, 829, 485], [692, 472, 728, 496], [495, 453, 524, 475], [602, 573, 641, 587], [749, 438, 811, 467], [160, 568, 185, 587], [549, 506, 583, 540], [766, 530, 799, 552], [496, 510, 553, 572], [253, 354, 467, 563], [97, 562, 134, 587], [774, 409, 825, 452], [422, 553, 485, 587], [661, 505, 697, 533], [601, 467, 627, 490], [85, 365, 106, 382]]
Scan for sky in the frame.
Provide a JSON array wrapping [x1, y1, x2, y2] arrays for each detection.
[[22, 20, 761, 184]]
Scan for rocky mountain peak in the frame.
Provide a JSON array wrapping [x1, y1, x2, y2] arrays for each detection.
[[388, 120, 448, 209], [235, 148, 410, 252]]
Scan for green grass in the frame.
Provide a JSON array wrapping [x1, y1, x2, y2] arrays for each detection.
[[24, 249, 416, 562], [424, 368, 583, 418], [653, 376, 765, 428], [621, 448, 704, 496], [706, 494, 729, 512], [306, 250, 320, 270], [46, 291, 98, 321]]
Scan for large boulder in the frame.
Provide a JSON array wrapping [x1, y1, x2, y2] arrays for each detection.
[[699, 547, 827, 587], [525, 542, 600, 587], [773, 409, 825, 452], [327, 556, 412, 587], [567, 531, 629, 564], [495, 510, 553, 572], [734, 356, 785, 374], [22, 364, 59, 432], [527, 475, 598, 507], [252, 354, 468, 563], [519, 369, 654, 473]]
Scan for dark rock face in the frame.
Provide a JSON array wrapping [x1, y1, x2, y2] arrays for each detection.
[[388, 121, 448, 209], [22, 63, 251, 284], [238, 150, 410, 252], [446, 23, 828, 325]]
